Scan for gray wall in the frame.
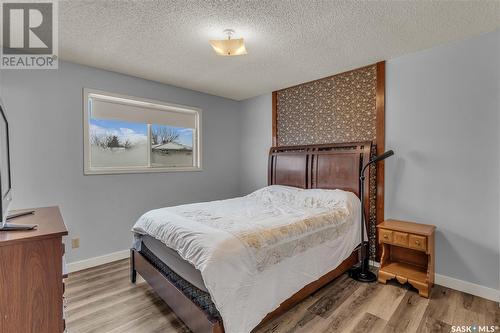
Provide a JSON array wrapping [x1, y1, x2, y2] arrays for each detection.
[[240, 94, 272, 195], [385, 30, 499, 289], [0, 61, 241, 263], [239, 30, 500, 289]]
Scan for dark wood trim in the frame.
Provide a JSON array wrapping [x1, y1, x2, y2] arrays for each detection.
[[375, 61, 386, 259], [272, 91, 277, 146]]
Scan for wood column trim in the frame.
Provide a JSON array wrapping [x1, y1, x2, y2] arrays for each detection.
[[272, 91, 277, 146], [375, 60, 386, 259]]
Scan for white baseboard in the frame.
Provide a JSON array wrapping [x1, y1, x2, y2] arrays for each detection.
[[369, 260, 499, 302], [435, 274, 500, 302], [67, 249, 129, 273]]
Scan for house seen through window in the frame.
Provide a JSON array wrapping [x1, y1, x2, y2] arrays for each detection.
[[84, 90, 201, 174]]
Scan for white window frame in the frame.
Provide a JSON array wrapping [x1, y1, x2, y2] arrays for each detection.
[[83, 88, 202, 175]]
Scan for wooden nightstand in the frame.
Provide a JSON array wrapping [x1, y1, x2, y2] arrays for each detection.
[[377, 220, 435, 298]]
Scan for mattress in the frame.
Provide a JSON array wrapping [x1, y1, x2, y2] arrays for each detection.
[[139, 240, 221, 321], [142, 235, 208, 292]]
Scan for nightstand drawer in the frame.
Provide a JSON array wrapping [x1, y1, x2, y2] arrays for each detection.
[[393, 231, 409, 247], [379, 229, 393, 243], [409, 234, 427, 252]]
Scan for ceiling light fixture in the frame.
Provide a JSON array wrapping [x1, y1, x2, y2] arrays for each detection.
[[209, 29, 247, 56]]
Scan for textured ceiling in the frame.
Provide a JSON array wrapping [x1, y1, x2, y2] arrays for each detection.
[[59, 0, 500, 100]]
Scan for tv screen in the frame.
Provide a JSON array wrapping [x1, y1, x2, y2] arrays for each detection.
[[0, 99, 12, 224]]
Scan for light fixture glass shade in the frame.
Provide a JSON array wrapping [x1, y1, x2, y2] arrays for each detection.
[[209, 38, 247, 56]]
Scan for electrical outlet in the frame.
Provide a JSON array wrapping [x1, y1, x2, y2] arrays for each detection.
[[71, 238, 80, 249]]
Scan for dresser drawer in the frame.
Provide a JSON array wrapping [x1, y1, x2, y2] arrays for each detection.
[[393, 232, 409, 247], [409, 234, 427, 252], [379, 229, 393, 243]]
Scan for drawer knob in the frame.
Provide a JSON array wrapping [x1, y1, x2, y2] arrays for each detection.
[[383, 235, 388, 239], [415, 240, 420, 245]]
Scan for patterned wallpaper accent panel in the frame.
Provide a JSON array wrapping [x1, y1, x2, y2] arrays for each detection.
[[276, 65, 377, 146], [275, 64, 379, 259]]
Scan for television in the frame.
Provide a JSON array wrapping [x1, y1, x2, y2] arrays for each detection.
[[0, 99, 35, 230], [0, 99, 12, 222]]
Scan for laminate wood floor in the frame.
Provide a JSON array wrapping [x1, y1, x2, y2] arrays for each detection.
[[65, 259, 499, 333]]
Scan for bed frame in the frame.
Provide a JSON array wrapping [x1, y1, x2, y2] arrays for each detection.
[[130, 141, 373, 333]]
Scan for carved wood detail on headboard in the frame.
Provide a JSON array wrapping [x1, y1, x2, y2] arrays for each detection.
[[268, 141, 372, 230]]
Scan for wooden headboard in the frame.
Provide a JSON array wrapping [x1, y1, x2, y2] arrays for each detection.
[[268, 141, 372, 220]]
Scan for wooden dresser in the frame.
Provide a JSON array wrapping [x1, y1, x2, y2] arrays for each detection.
[[0, 207, 68, 333], [377, 219, 435, 298]]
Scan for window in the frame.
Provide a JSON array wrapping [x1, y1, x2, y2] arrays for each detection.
[[83, 89, 201, 174]]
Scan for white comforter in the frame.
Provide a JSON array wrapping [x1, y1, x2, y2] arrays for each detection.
[[132, 185, 361, 333]]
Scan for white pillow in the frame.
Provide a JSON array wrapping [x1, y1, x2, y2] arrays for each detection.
[[248, 185, 358, 210]]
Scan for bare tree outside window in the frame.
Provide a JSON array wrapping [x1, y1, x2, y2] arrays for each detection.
[[90, 133, 133, 149], [151, 127, 180, 145]]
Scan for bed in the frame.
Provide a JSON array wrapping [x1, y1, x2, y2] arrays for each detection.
[[130, 141, 373, 333]]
